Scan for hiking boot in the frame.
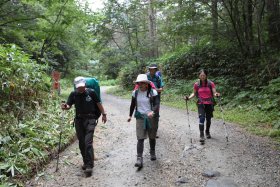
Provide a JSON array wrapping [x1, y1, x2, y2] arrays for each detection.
[[150, 150, 157, 161], [206, 132, 211, 139], [200, 135, 205, 142], [85, 167, 92, 177], [199, 131, 205, 142], [134, 157, 143, 168], [206, 122, 211, 139]]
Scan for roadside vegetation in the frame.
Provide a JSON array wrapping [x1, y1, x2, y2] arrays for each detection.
[[0, 45, 75, 186]]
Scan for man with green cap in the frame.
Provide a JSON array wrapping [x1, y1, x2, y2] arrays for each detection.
[[147, 64, 164, 138]]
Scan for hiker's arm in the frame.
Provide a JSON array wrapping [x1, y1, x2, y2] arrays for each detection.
[[211, 82, 220, 97], [152, 95, 160, 113], [147, 94, 159, 118], [61, 103, 71, 110], [97, 103, 107, 123], [62, 92, 74, 110], [212, 87, 220, 97], [128, 97, 136, 122], [160, 75, 164, 87], [157, 87, 163, 93], [157, 77, 164, 93], [185, 88, 196, 100]]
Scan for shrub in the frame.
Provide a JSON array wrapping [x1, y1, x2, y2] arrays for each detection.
[[118, 61, 148, 90]]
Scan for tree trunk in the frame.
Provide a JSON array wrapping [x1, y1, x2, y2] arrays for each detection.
[[242, 0, 253, 56], [211, 0, 218, 42], [267, 0, 280, 49], [148, 0, 158, 58], [222, 0, 246, 56], [256, 1, 266, 54]]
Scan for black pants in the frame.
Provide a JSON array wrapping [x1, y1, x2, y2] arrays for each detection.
[[198, 104, 214, 127], [198, 104, 214, 119], [75, 118, 97, 168]]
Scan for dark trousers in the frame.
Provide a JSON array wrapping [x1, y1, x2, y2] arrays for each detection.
[[198, 104, 214, 131], [75, 118, 97, 168]]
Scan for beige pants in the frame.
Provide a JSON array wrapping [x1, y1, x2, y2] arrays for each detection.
[[136, 117, 159, 140]]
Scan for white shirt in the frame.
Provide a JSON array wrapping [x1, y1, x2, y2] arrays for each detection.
[[132, 89, 158, 115]]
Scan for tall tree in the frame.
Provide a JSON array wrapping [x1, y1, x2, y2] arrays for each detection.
[[211, 0, 218, 42], [267, 0, 280, 49], [148, 0, 158, 58]]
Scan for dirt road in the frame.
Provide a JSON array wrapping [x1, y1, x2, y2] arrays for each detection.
[[27, 87, 280, 187]]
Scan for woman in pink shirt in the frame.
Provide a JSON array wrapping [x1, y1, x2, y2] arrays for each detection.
[[185, 69, 220, 143]]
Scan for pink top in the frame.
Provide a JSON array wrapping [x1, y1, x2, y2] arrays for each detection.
[[194, 81, 215, 104]]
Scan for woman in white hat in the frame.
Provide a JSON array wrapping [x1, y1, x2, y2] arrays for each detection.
[[128, 74, 160, 168]]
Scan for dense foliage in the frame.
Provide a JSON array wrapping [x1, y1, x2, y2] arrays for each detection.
[[91, 0, 280, 138], [0, 44, 75, 185], [161, 43, 280, 97], [0, 0, 97, 74], [0, 0, 95, 184]]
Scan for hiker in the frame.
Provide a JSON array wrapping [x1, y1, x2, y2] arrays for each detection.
[[147, 64, 164, 100], [61, 76, 107, 177], [127, 74, 160, 168], [147, 64, 164, 138], [184, 69, 220, 143]]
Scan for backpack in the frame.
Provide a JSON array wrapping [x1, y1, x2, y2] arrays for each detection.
[[156, 70, 162, 77], [146, 72, 161, 89], [195, 79, 216, 105]]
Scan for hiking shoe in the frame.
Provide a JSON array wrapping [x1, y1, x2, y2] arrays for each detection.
[[134, 157, 143, 168], [199, 135, 205, 142], [206, 132, 211, 139], [85, 167, 92, 177], [150, 150, 157, 161]]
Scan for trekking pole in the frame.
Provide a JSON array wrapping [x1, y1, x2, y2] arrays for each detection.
[[217, 96, 229, 142], [185, 99, 192, 144], [55, 101, 65, 172]]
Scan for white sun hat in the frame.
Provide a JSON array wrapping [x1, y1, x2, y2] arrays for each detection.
[[74, 76, 86, 88], [134, 74, 150, 83]]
